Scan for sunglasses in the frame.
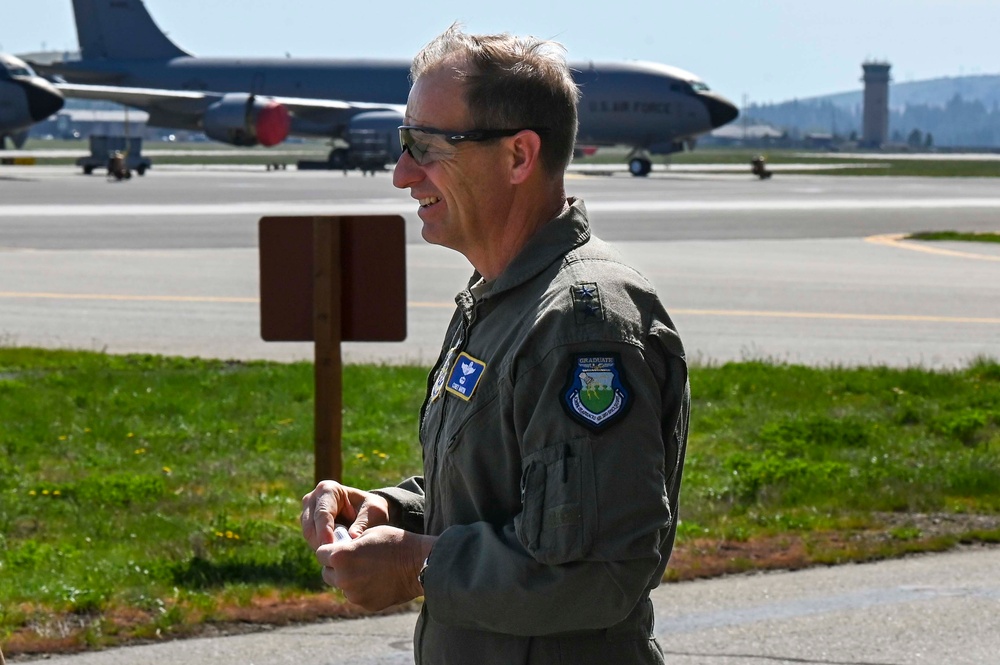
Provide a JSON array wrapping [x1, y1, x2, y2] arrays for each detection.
[[398, 125, 547, 165]]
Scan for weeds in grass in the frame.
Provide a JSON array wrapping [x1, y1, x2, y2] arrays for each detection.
[[1, 348, 998, 651]]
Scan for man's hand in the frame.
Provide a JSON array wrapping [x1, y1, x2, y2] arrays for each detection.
[[316, 526, 436, 611], [301, 481, 391, 550]]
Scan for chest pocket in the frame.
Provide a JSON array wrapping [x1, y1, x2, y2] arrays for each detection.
[[515, 437, 598, 565]]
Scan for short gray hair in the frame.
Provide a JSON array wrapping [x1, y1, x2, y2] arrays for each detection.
[[411, 24, 580, 175]]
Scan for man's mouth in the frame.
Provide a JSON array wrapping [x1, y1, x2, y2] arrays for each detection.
[[419, 196, 441, 208]]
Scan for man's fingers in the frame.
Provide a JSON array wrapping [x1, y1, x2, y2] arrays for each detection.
[[301, 482, 344, 549], [350, 503, 372, 537]]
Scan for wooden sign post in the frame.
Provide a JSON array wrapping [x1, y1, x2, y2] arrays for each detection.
[[259, 215, 406, 484]]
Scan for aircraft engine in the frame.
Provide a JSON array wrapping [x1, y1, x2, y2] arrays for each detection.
[[202, 93, 290, 147], [325, 110, 405, 170], [345, 110, 404, 160]]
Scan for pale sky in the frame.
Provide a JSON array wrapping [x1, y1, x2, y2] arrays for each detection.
[[5, 0, 1000, 104]]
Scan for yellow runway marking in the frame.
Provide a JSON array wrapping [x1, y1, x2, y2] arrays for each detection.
[[865, 233, 1000, 261], [1, 292, 996, 324]]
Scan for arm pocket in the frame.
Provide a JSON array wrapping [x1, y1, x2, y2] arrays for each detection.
[[514, 438, 597, 565]]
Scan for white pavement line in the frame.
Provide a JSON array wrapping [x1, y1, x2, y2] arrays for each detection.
[[865, 233, 1000, 262], [672, 308, 1000, 325], [6, 198, 1000, 217], [0, 291, 258, 303]]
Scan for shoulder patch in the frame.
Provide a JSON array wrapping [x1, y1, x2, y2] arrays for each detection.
[[445, 352, 487, 401], [571, 282, 604, 324], [562, 354, 631, 430]]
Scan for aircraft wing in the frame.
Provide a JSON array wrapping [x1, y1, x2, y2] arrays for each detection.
[[55, 83, 208, 115], [54, 83, 404, 138]]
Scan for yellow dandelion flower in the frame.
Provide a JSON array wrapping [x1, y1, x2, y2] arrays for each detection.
[[58, 435, 67, 441], [42, 489, 50, 495], [162, 466, 172, 474], [355, 453, 366, 460], [53, 490, 61, 496], [127, 432, 135, 438], [377, 452, 388, 460], [225, 531, 234, 539], [84, 428, 92, 433], [134, 448, 146, 455], [28, 490, 36, 496], [215, 531, 224, 538], [233, 534, 240, 540]]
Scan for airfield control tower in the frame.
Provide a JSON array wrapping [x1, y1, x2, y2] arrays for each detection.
[[861, 61, 891, 148]]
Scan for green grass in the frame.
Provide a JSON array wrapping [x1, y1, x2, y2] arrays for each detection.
[[14, 138, 330, 167], [906, 231, 1000, 243], [15, 142, 1000, 176], [1, 348, 999, 650], [574, 147, 1000, 177]]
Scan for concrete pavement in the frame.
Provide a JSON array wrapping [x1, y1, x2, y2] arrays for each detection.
[[16, 546, 999, 665]]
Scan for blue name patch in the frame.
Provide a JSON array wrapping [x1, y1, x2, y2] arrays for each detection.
[[446, 352, 487, 401]]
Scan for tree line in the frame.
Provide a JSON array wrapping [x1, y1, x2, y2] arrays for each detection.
[[749, 94, 1000, 148]]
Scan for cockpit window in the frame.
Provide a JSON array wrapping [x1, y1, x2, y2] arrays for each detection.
[[671, 80, 710, 95], [1, 56, 36, 78]]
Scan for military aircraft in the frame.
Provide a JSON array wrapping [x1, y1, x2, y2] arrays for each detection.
[[38, 0, 738, 176], [0, 53, 64, 149]]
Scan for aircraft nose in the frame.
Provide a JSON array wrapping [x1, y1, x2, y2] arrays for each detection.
[[20, 77, 65, 122], [699, 91, 739, 129]]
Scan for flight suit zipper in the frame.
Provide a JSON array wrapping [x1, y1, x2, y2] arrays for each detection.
[[426, 298, 478, 533]]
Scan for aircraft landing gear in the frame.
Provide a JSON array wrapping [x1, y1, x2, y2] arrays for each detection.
[[328, 148, 350, 174], [626, 149, 653, 177]]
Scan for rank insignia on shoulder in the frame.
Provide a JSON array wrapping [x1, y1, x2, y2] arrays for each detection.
[[562, 354, 630, 430], [446, 352, 487, 401], [571, 282, 604, 324]]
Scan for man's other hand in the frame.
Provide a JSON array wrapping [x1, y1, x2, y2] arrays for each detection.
[[301, 481, 391, 550], [316, 525, 435, 611]]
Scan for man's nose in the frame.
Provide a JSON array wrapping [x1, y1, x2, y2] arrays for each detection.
[[392, 148, 422, 189]]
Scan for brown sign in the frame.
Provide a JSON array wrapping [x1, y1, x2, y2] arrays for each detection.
[[259, 215, 407, 483], [259, 215, 407, 342]]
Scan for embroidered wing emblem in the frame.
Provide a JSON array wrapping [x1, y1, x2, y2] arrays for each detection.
[[446, 352, 487, 401]]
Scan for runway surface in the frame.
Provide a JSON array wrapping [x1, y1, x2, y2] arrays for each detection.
[[1, 165, 998, 367]]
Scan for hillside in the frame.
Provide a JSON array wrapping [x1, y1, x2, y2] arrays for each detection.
[[745, 73, 1000, 148]]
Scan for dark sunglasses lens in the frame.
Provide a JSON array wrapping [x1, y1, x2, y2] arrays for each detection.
[[399, 128, 428, 164]]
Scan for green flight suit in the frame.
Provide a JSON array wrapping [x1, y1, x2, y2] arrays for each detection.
[[376, 198, 690, 664]]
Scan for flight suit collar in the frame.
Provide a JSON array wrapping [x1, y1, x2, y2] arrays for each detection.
[[456, 198, 591, 313]]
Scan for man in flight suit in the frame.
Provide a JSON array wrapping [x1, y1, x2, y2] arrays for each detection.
[[301, 24, 690, 664]]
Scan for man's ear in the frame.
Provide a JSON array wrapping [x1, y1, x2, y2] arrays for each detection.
[[508, 129, 543, 185]]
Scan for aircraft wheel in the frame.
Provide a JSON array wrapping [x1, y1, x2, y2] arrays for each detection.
[[629, 157, 652, 177], [83, 166, 94, 175], [136, 165, 147, 176], [328, 148, 349, 170]]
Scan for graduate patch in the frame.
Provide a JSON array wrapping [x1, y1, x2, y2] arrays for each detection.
[[446, 352, 487, 401], [562, 354, 631, 430]]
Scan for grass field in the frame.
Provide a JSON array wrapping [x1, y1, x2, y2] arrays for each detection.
[[13, 140, 1000, 176], [1, 348, 999, 653], [906, 231, 1000, 243], [576, 146, 1000, 177]]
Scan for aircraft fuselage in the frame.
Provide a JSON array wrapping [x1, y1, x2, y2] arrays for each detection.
[[53, 57, 730, 148]]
